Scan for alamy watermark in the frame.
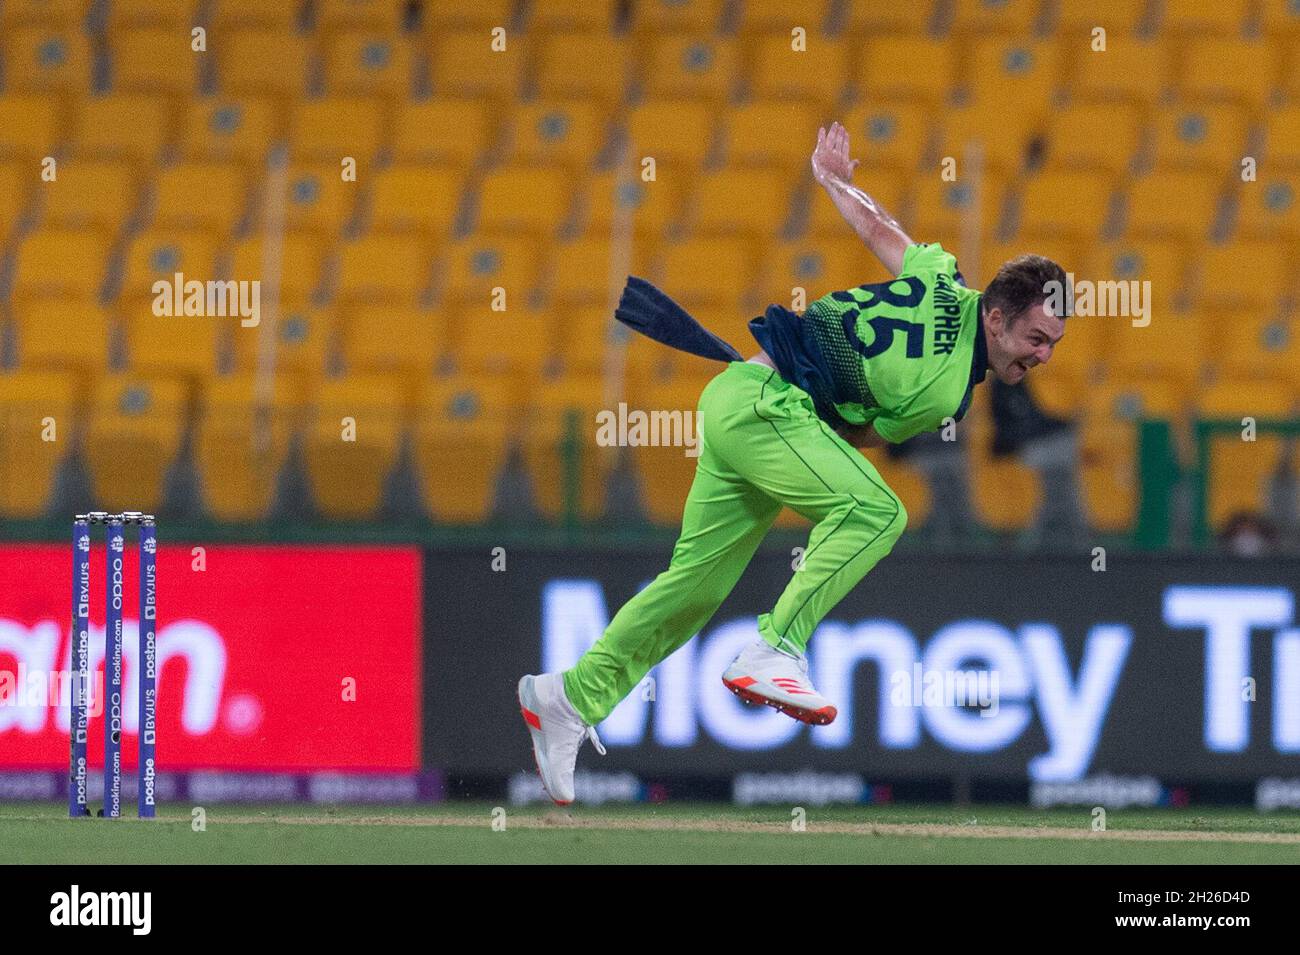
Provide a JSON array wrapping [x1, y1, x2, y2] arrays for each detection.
[[595, 404, 700, 457], [152, 272, 261, 327]]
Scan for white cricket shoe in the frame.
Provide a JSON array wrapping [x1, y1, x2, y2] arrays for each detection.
[[517, 672, 605, 805], [722, 638, 838, 725]]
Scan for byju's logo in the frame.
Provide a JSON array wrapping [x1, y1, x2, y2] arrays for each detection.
[[49, 885, 151, 935]]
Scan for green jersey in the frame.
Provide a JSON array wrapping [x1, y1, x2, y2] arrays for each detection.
[[751, 242, 988, 443]]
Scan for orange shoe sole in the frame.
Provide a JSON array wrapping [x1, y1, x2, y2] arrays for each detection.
[[723, 676, 838, 725]]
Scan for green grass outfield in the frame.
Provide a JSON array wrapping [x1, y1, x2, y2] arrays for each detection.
[[4, 802, 1300, 864]]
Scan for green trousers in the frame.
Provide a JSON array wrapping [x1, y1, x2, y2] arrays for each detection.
[[564, 361, 908, 725]]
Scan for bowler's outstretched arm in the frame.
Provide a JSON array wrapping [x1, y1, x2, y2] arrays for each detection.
[[811, 121, 914, 278]]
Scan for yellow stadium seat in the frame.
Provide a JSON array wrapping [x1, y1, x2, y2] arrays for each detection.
[[748, 34, 849, 109], [3, 28, 91, 94], [843, 1, 936, 34], [70, 94, 171, 167], [535, 33, 630, 110], [556, 304, 622, 377], [339, 304, 448, 385], [528, 0, 619, 31], [11, 297, 110, 375], [1262, 104, 1300, 166], [758, 237, 888, 309], [1086, 239, 1191, 314], [41, 159, 138, 234], [429, 29, 527, 101], [838, 103, 933, 172], [547, 236, 615, 306], [368, 164, 463, 239], [288, 97, 386, 163], [934, 103, 1042, 175], [414, 373, 514, 523], [178, 97, 278, 164], [441, 232, 543, 305], [106, 0, 201, 30], [1262, 0, 1300, 32], [111, 26, 200, 95], [983, 236, 1083, 285], [1123, 168, 1223, 241], [150, 161, 250, 235], [1106, 312, 1205, 401], [632, 0, 726, 32], [626, 98, 718, 170], [120, 229, 222, 300], [1241, 177, 1300, 239], [971, 455, 1043, 532], [736, 0, 834, 33], [642, 36, 739, 102], [950, 0, 1045, 33], [281, 162, 360, 233], [0, 369, 78, 517], [451, 305, 559, 379], [209, 0, 302, 30], [658, 237, 753, 308], [721, 99, 821, 172], [522, 375, 615, 521], [315, 0, 404, 32], [1017, 169, 1117, 242], [390, 97, 494, 166], [807, 164, 909, 238], [228, 298, 336, 384], [229, 231, 328, 300], [335, 234, 433, 305], [910, 173, 1008, 243], [1215, 310, 1300, 384], [216, 30, 310, 100], [424, 0, 514, 30], [1070, 36, 1171, 106], [691, 166, 791, 238], [1161, 0, 1253, 34], [0, 161, 32, 239], [303, 374, 407, 518], [1, 0, 89, 28], [856, 36, 955, 106], [193, 374, 296, 521], [12, 229, 109, 299], [967, 35, 1064, 116], [621, 375, 708, 525], [84, 373, 187, 511], [1042, 101, 1142, 174], [0, 93, 62, 159], [1176, 37, 1279, 105], [475, 165, 572, 235], [1191, 239, 1293, 310], [578, 166, 685, 237], [1151, 103, 1250, 172], [504, 100, 606, 171], [1078, 378, 1182, 533], [1056, 0, 1147, 32], [121, 297, 226, 381], [1198, 380, 1293, 531], [324, 30, 416, 99]]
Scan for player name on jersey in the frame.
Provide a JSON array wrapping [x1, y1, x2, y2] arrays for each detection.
[[932, 272, 962, 356]]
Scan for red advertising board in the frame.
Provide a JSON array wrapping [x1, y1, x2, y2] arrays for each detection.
[[0, 544, 422, 771]]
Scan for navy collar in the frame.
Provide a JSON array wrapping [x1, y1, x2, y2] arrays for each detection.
[[972, 294, 989, 385], [953, 295, 989, 422]]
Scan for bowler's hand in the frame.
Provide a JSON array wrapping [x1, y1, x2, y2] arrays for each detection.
[[811, 121, 860, 187]]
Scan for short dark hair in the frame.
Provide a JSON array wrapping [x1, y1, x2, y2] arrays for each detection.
[[982, 254, 1067, 325]]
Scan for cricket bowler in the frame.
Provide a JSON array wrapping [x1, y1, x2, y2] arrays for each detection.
[[519, 121, 1069, 804]]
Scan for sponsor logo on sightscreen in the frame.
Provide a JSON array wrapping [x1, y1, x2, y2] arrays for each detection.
[[541, 581, 1300, 781]]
